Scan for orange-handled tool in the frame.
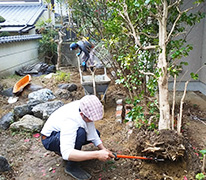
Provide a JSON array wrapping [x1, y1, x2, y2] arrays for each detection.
[[113, 153, 164, 162]]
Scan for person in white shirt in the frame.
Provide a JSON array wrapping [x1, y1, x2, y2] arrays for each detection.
[[41, 95, 114, 180]]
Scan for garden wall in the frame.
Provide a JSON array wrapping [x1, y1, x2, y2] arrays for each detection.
[[61, 42, 78, 67], [0, 36, 41, 77]]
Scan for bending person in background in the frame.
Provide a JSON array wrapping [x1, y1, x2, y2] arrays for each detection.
[[70, 38, 94, 72], [41, 95, 114, 180]]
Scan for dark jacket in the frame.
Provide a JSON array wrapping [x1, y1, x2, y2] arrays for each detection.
[[77, 40, 93, 62]]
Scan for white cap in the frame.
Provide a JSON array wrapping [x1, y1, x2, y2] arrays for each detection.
[[79, 95, 103, 121]]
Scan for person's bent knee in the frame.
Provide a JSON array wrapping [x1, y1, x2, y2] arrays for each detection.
[[76, 127, 87, 139]]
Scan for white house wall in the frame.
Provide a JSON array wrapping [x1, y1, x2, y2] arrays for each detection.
[[180, 21, 203, 80], [200, 5, 206, 85], [169, 1, 206, 95], [34, 9, 55, 26], [0, 40, 40, 77]]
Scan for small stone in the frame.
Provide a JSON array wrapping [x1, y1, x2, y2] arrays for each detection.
[[0, 156, 10, 172]]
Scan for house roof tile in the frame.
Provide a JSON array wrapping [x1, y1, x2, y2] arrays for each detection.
[[0, 4, 46, 32], [0, 34, 42, 43]]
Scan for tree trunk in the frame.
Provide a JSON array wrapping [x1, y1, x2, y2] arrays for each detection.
[[158, 1, 171, 130], [158, 72, 170, 130], [56, 31, 64, 70]]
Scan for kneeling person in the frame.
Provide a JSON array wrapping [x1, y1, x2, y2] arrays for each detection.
[[41, 95, 114, 180]]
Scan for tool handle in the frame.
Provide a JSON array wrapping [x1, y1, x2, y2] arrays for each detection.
[[112, 153, 164, 162], [112, 153, 152, 161], [116, 154, 152, 160]]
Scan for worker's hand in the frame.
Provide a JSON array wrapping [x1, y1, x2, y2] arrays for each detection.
[[76, 52, 81, 56], [97, 149, 114, 162], [108, 150, 115, 159]]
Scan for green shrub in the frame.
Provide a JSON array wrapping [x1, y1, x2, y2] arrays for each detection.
[[195, 173, 205, 180], [0, 31, 10, 37], [0, 16, 5, 23], [55, 71, 70, 82], [36, 19, 58, 64]]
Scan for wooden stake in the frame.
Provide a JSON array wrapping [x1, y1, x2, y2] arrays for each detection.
[[171, 74, 176, 130], [178, 81, 188, 135], [202, 154, 206, 173], [177, 113, 181, 135]]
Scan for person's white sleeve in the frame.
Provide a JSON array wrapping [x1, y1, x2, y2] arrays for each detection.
[[60, 122, 78, 160], [92, 135, 102, 147], [87, 122, 102, 147]]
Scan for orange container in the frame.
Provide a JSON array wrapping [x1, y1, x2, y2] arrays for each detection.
[[13, 74, 31, 94]]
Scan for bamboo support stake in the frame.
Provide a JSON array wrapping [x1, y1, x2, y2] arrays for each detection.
[[177, 113, 180, 134], [178, 81, 188, 135], [202, 154, 206, 173], [171, 74, 176, 130]]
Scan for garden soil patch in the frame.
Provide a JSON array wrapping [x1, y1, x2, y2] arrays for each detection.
[[0, 67, 206, 180]]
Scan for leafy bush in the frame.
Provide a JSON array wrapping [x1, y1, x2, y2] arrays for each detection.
[[126, 94, 159, 130], [55, 71, 70, 82], [0, 16, 5, 23], [195, 173, 205, 180], [36, 19, 58, 64], [0, 31, 10, 37]]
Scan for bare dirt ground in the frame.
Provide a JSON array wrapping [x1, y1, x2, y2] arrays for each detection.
[[0, 67, 206, 180]]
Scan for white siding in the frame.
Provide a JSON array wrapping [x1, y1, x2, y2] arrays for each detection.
[[0, 40, 40, 77]]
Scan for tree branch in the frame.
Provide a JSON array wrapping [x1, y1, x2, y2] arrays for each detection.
[[142, 45, 157, 50], [168, 0, 181, 10], [139, 70, 156, 77], [139, 32, 158, 39], [145, 96, 160, 110], [170, 31, 187, 39], [166, 6, 195, 43], [120, 0, 141, 47]]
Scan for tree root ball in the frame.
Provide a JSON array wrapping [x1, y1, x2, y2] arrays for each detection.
[[129, 129, 186, 161]]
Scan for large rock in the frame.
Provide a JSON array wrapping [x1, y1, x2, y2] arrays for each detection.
[[26, 84, 43, 91], [27, 99, 44, 108], [58, 83, 77, 92], [0, 88, 13, 97], [13, 100, 44, 120], [13, 104, 32, 120], [32, 100, 64, 120], [28, 88, 55, 102], [54, 89, 72, 100], [0, 156, 10, 172], [0, 112, 14, 130], [10, 115, 44, 132]]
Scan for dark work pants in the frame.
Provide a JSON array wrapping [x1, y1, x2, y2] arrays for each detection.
[[41, 127, 100, 155]]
